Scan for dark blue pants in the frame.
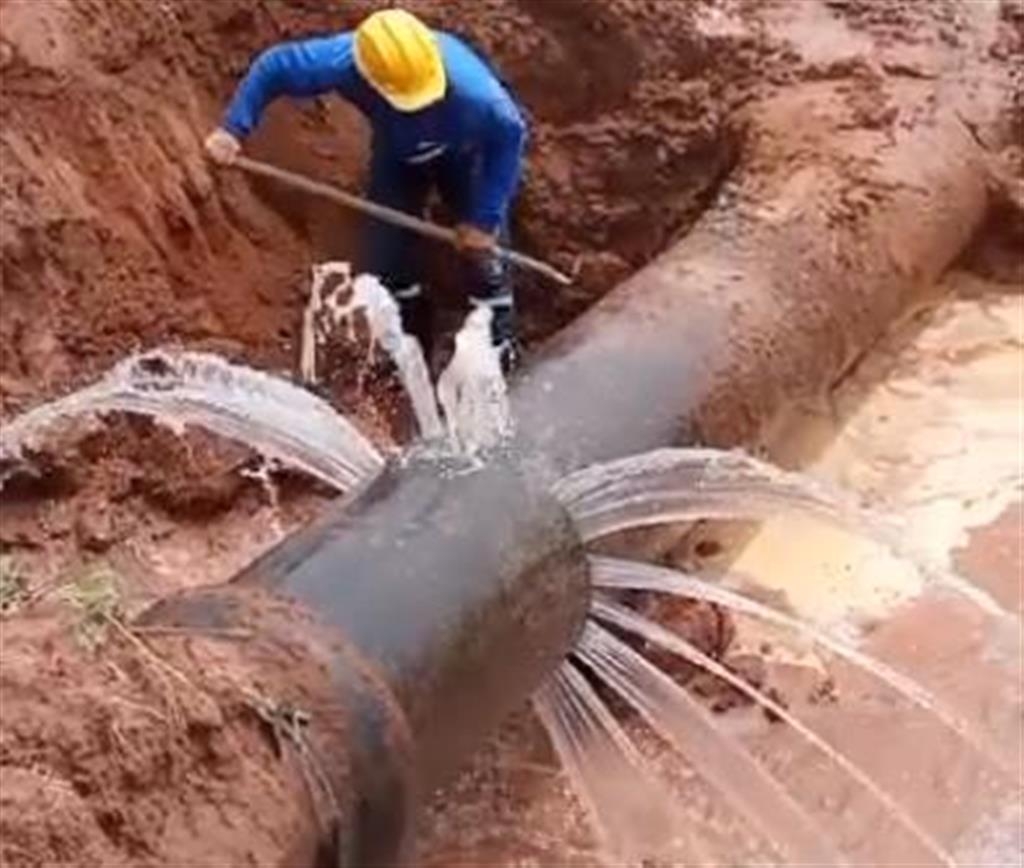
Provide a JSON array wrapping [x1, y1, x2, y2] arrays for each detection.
[[358, 148, 515, 361]]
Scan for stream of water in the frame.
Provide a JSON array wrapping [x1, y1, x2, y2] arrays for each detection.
[[436, 305, 512, 458], [304, 264, 444, 442], [0, 348, 384, 493], [420, 273, 1019, 865], [590, 595, 956, 866], [0, 265, 514, 496], [300, 261, 509, 452], [532, 662, 681, 863], [575, 619, 849, 866], [553, 447, 1012, 623], [588, 554, 1014, 776], [550, 276, 1019, 866]]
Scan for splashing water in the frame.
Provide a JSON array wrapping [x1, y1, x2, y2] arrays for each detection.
[[305, 264, 513, 454], [3, 267, 1015, 866], [552, 447, 886, 538], [532, 662, 681, 863], [553, 447, 1011, 620], [590, 595, 956, 867], [574, 619, 850, 866], [299, 262, 330, 384], [303, 263, 443, 441], [0, 264, 514, 503], [436, 305, 512, 458], [239, 456, 287, 539], [588, 554, 1016, 776], [0, 349, 383, 493]]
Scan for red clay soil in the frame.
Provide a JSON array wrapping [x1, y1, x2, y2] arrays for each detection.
[[0, 0, 761, 417], [0, 586, 352, 868], [1, 0, 1022, 865]]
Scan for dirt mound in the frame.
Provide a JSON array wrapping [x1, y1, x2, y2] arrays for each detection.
[[1, 1, 308, 409], [0, 587, 353, 868]]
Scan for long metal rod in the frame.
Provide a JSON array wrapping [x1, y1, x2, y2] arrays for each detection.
[[233, 155, 573, 286]]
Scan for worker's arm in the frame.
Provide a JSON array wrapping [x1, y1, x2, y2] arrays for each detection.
[[464, 99, 527, 235], [221, 35, 357, 138]]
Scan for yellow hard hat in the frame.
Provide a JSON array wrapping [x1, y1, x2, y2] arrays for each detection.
[[354, 9, 446, 112]]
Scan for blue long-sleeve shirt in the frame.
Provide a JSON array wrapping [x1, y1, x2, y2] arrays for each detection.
[[222, 32, 527, 232]]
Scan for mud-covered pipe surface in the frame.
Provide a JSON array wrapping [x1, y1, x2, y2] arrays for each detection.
[[512, 87, 990, 473], [236, 457, 588, 778]]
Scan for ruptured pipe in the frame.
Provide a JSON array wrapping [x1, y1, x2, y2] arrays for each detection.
[[140, 456, 590, 866], [141, 82, 992, 867]]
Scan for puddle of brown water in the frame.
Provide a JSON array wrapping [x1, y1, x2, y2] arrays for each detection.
[[713, 271, 1021, 864], [742, 272, 1020, 627]]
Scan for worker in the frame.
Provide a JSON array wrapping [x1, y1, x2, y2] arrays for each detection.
[[205, 8, 527, 372]]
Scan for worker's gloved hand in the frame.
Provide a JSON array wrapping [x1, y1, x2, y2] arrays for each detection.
[[204, 128, 241, 165], [455, 223, 497, 254]]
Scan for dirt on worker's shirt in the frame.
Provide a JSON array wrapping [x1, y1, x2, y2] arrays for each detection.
[[0, 0, 1021, 864]]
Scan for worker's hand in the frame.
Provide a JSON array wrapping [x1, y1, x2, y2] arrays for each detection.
[[455, 223, 497, 253], [204, 128, 241, 165]]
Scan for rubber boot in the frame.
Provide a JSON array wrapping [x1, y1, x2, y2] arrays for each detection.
[[490, 303, 521, 375], [393, 284, 434, 364], [467, 251, 519, 375]]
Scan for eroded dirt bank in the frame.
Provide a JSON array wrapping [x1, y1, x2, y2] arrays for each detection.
[[1, 0, 1022, 865], [0, 0, 763, 412]]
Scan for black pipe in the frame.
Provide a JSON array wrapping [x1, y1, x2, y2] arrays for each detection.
[[141, 454, 589, 866], [510, 104, 988, 473]]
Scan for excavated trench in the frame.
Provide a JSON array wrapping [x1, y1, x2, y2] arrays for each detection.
[[1, 1, 1022, 866]]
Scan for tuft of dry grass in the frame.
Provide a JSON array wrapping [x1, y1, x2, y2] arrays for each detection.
[[58, 560, 223, 732], [0, 554, 29, 615], [59, 562, 124, 649]]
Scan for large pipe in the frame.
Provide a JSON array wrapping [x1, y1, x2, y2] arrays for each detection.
[[140, 456, 589, 866], [505, 86, 990, 561], [512, 87, 990, 471], [143, 82, 991, 866]]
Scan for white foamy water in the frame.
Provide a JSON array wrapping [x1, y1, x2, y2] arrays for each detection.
[[0, 349, 384, 493], [299, 262, 512, 456], [239, 456, 287, 539], [302, 263, 443, 441], [436, 306, 512, 458]]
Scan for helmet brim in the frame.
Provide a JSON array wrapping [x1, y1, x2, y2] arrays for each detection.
[[378, 68, 446, 112]]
